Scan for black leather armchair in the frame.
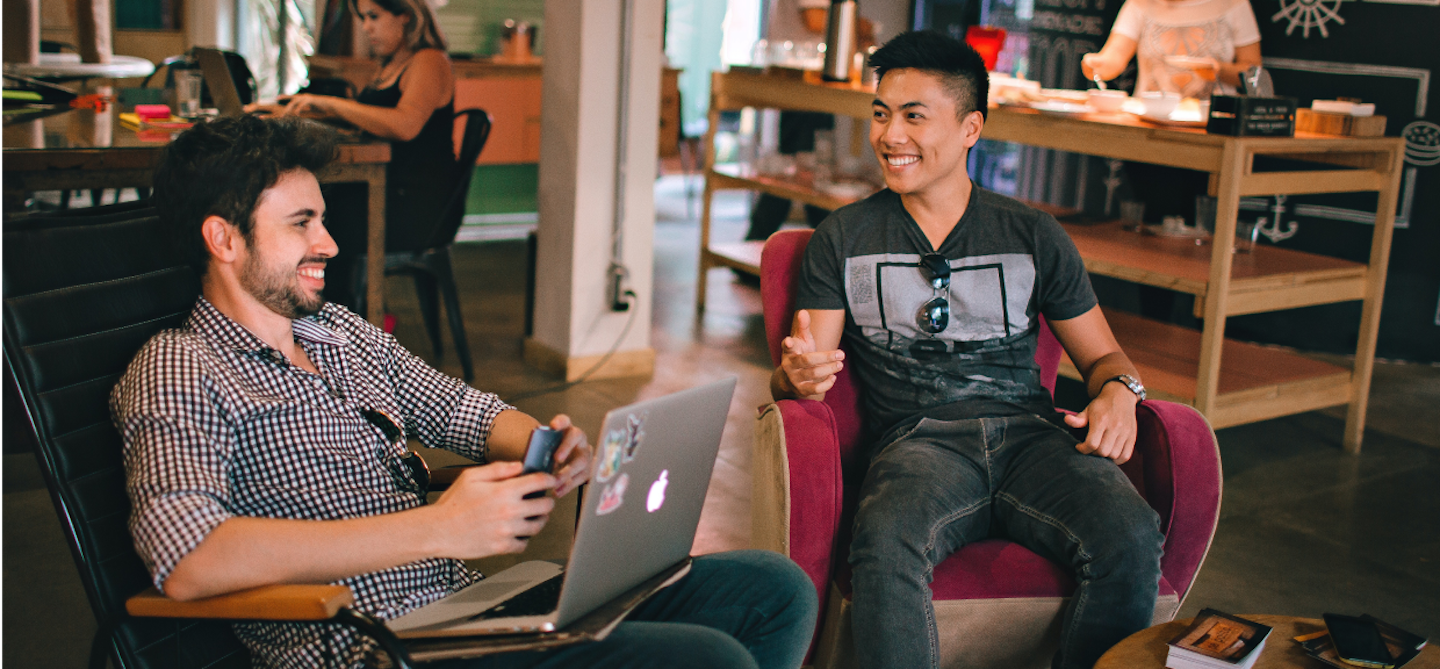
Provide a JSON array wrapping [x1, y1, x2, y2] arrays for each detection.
[[3, 203, 414, 669]]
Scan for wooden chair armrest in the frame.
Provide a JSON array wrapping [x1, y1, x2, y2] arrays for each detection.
[[126, 584, 355, 621]]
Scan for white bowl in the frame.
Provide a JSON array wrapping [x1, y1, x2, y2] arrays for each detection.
[[1139, 91, 1182, 117], [1087, 89, 1128, 113]]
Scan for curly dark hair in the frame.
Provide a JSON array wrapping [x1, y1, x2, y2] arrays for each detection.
[[153, 115, 338, 276], [868, 31, 990, 120]]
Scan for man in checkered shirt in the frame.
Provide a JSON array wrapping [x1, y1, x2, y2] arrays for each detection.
[[111, 116, 817, 669]]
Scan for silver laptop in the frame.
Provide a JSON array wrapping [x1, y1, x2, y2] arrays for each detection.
[[193, 47, 247, 117], [388, 377, 738, 638]]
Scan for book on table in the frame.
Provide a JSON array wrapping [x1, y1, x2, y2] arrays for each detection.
[[1292, 614, 1428, 669], [1166, 609, 1273, 669]]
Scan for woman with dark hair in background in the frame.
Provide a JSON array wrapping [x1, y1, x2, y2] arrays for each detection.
[[250, 0, 457, 309]]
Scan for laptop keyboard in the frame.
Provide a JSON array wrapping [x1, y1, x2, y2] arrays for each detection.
[[468, 573, 565, 621]]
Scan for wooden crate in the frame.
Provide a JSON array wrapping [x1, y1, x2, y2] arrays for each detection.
[[1297, 108, 1387, 137]]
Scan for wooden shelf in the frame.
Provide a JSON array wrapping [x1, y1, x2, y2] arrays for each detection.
[[710, 164, 876, 212], [704, 241, 765, 275], [697, 70, 1404, 451], [1059, 309, 1351, 428], [1060, 222, 1369, 315]]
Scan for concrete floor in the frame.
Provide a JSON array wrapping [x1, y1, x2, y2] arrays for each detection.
[[5, 175, 1438, 666]]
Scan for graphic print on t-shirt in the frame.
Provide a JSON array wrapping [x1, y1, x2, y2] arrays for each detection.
[[843, 252, 1036, 352]]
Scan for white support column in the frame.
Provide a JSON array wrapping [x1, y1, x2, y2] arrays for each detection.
[[187, 0, 236, 50], [525, 0, 662, 381]]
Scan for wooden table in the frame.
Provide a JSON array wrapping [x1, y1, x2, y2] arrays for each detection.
[[3, 106, 391, 325], [1097, 615, 1440, 669]]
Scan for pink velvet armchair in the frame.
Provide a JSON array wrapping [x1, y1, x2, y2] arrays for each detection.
[[752, 229, 1223, 669]]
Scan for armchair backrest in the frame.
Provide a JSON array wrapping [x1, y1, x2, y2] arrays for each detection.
[[759, 229, 1065, 467], [3, 204, 247, 668]]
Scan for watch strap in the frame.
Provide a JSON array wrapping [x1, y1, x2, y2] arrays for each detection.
[[1101, 374, 1146, 401]]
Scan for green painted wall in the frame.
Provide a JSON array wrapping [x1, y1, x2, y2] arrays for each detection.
[[465, 163, 539, 215], [434, 0, 546, 56]]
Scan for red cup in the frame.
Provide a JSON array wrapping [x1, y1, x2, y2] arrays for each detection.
[[965, 26, 1007, 71]]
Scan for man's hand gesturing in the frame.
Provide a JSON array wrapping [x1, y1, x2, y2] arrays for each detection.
[[778, 310, 845, 399]]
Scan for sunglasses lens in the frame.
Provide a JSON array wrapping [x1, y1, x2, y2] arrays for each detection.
[[362, 409, 404, 442], [918, 297, 950, 334], [402, 452, 431, 493]]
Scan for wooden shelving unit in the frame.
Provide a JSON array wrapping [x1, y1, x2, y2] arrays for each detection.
[[698, 69, 1404, 452]]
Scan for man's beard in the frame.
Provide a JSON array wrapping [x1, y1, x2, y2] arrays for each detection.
[[240, 252, 326, 319]]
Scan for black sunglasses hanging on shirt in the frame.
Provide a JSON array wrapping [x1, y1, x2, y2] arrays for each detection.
[[911, 253, 952, 359], [361, 408, 431, 500]]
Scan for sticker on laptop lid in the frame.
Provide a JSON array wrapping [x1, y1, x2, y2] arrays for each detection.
[[596, 473, 629, 515], [597, 427, 625, 482], [621, 412, 647, 463]]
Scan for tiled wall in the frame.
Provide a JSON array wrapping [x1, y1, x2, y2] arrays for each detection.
[[434, 0, 544, 56]]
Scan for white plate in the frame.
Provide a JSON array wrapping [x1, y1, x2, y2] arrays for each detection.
[[1031, 101, 1093, 117], [1143, 224, 1210, 239], [1131, 108, 1208, 128], [1040, 88, 1090, 103]]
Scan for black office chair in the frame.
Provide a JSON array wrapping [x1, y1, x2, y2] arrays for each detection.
[[3, 203, 414, 669], [354, 108, 493, 382]]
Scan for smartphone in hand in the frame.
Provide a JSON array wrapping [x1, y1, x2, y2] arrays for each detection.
[[522, 426, 563, 498], [517, 426, 563, 539]]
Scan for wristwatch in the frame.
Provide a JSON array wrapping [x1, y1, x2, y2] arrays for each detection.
[[1102, 374, 1146, 402]]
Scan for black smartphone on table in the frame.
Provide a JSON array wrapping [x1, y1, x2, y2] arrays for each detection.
[[1324, 613, 1396, 669]]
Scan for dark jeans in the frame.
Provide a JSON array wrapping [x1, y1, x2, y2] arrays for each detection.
[[848, 414, 1163, 669], [437, 550, 818, 669]]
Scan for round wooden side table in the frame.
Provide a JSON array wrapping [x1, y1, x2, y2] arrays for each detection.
[[1096, 615, 1440, 669]]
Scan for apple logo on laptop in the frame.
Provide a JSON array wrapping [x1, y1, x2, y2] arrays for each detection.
[[647, 470, 668, 512]]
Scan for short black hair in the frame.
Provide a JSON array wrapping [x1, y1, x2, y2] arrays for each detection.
[[153, 115, 338, 276], [868, 30, 990, 121]]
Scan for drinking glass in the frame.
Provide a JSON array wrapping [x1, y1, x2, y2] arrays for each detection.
[[173, 69, 203, 118], [1119, 199, 1145, 232], [1235, 219, 1260, 253], [1194, 195, 1218, 235]]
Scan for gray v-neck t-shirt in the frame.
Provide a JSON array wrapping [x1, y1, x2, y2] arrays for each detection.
[[797, 187, 1097, 437]]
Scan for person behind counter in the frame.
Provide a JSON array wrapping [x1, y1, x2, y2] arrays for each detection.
[[1080, 0, 1262, 98], [249, 0, 457, 309], [1080, 0, 1264, 322]]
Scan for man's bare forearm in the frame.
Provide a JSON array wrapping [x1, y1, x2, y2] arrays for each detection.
[[162, 508, 444, 601], [1082, 351, 1141, 398]]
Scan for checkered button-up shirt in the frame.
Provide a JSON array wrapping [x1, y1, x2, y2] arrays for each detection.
[[111, 298, 514, 668]]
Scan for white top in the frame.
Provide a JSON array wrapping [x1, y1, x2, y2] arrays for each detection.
[[1112, 0, 1261, 98]]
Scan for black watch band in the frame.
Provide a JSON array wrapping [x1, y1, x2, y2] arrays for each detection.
[[1102, 374, 1146, 402]]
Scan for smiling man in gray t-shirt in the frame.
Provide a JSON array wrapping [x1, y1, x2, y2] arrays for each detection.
[[771, 31, 1163, 669]]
